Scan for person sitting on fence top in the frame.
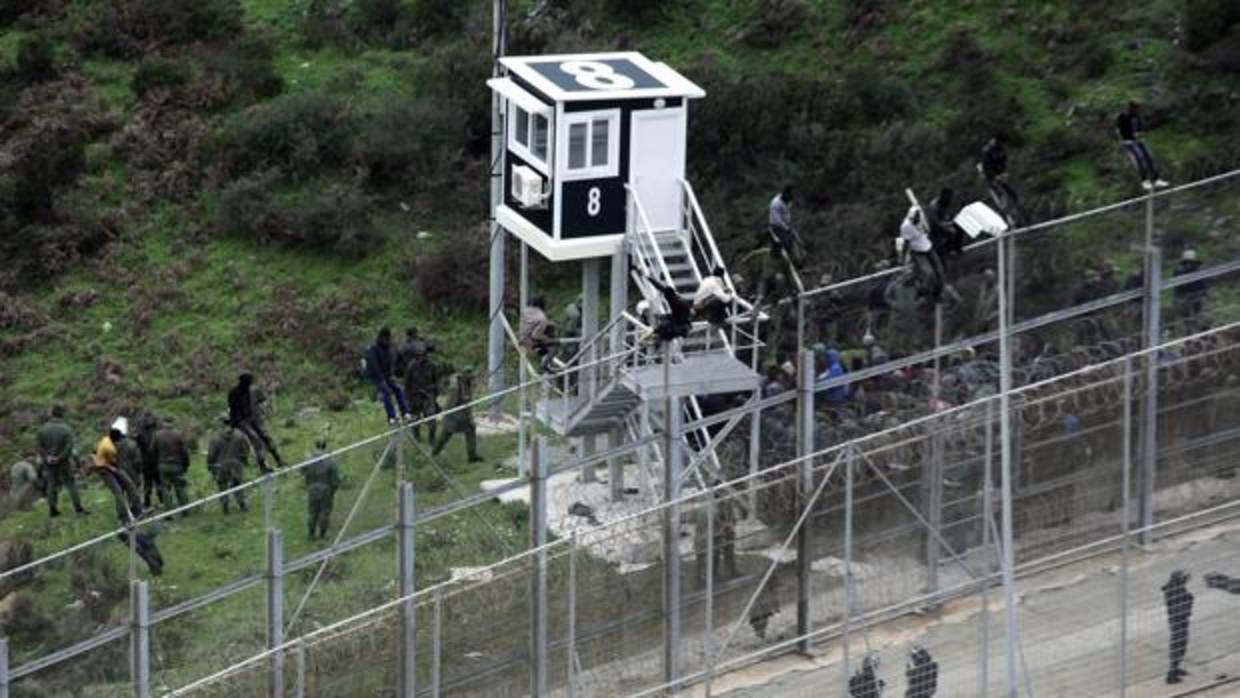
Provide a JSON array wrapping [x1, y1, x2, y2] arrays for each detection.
[[693, 266, 736, 329], [1116, 100, 1169, 191], [979, 133, 1008, 187], [767, 184, 803, 265], [899, 206, 946, 304], [364, 327, 414, 426], [927, 187, 967, 258], [644, 275, 694, 345]]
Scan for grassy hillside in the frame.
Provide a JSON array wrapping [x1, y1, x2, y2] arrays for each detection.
[[1, 0, 1240, 691]]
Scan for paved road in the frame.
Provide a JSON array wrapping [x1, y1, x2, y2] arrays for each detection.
[[710, 519, 1240, 698]]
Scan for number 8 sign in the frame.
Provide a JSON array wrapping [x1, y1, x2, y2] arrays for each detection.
[[560, 61, 636, 91]]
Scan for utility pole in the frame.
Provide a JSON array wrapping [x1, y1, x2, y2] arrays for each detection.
[[486, 0, 508, 419]]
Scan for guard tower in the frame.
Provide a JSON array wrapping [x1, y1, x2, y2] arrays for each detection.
[[487, 51, 761, 493]]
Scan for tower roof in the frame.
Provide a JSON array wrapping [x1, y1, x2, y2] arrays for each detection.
[[499, 52, 705, 103]]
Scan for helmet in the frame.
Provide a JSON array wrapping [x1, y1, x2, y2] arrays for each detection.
[[111, 417, 129, 436], [1181, 249, 1199, 263]]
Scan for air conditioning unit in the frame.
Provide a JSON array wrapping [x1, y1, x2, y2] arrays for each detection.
[[511, 165, 547, 209]]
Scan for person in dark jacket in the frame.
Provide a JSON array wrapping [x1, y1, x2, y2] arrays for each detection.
[[905, 646, 939, 698], [645, 275, 694, 344], [849, 655, 885, 698], [1117, 101, 1168, 190], [36, 404, 87, 517], [364, 327, 413, 425], [1174, 249, 1208, 331], [1163, 569, 1193, 684], [153, 419, 192, 515], [926, 188, 966, 258], [228, 373, 286, 472]]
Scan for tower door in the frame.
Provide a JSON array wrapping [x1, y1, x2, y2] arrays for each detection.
[[629, 108, 685, 232]]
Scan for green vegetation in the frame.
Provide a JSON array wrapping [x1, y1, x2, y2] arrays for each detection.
[[1, 0, 1240, 692]]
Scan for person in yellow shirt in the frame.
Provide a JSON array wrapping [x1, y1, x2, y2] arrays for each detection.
[[91, 417, 164, 576]]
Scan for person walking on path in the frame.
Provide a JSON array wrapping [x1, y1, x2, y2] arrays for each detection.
[[1163, 569, 1194, 684], [207, 414, 251, 514]]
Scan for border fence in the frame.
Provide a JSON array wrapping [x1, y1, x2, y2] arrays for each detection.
[[0, 170, 1238, 697]]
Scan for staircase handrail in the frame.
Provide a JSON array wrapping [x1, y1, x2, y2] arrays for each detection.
[[679, 179, 757, 314], [626, 184, 676, 291]]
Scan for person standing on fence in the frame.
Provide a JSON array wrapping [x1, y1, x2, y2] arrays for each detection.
[[303, 438, 341, 541], [432, 369, 483, 463], [768, 185, 803, 266], [229, 372, 286, 472], [1116, 101, 1168, 191], [153, 418, 192, 516], [364, 327, 414, 426], [37, 404, 88, 518], [899, 206, 945, 305], [905, 646, 938, 698], [1163, 569, 1194, 684], [207, 413, 251, 514]]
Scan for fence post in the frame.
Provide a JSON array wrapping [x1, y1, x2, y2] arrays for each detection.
[[980, 399, 995, 696], [432, 587, 443, 698], [842, 446, 854, 693], [130, 579, 150, 698], [1139, 246, 1162, 544], [397, 482, 416, 698], [294, 640, 306, 698], [924, 307, 944, 600], [266, 528, 285, 698], [705, 490, 716, 698], [0, 635, 9, 698], [1119, 357, 1134, 695], [567, 532, 578, 698], [796, 349, 814, 653], [396, 428, 407, 485], [530, 437, 548, 697]]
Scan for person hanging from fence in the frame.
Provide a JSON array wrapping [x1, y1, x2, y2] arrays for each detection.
[[519, 296, 560, 370], [37, 404, 88, 518], [767, 184, 803, 266], [207, 413, 251, 514], [694, 481, 748, 587], [431, 368, 483, 463], [926, 187, 967, 259], [302, 437, 341, 541], [1163, 569, 1194, 684], [899, 206, 945, 305], [229, 372, 286, 472], [693, 266, 736, 329], [1174, 248, 1208, 331], [643, 275, 694, 345], [977, 132, 1027, 225], [91, 418, 163, 576], [905, 645, 939, 698], [849, 654, 885, 697], [363, 327, 414, 426], [1116, 101, 1169, 191]]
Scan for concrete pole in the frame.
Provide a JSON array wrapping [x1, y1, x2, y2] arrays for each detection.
[[0, 635, 9, 698], [705, 491, 716, 698], [266, 528, 285, 698], [581, 260, 601, 482], [395, 429, 406, 486], [796, 349, 814, 653], [749, 307, 762, 515], [130, 580, 151, 698], [996, 231, 1020, 698], [432, 588, 443, 698], [640, 400, 653, 505], [842, 447, 854, 690], [567, 533, 578, 698], [926, 303, 944, 598], [486, 0, 508, 420], [980, 399, 994, 696], [518, 242, 529, 478], [293, 641, 306, 698], [661, 342, 682, 688], [397, 483, 416, 698], [609, 245, 629, 501], [530, 437, 548, 697], [1139, 245, 1161, 544], [609, 426, 625, 503]]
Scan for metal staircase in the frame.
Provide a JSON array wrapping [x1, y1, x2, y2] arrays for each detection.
[[535, 180, 761, 485]]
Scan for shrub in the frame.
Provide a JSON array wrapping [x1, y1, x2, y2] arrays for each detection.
[[410, 229, 489, 313], [68, 0, 244, 58], [352, 94, 470, 190], [199, 32, 285, 106], [130, 57, 193, 99], [14, 34, 57, 85], [1184, 0, 1240, 51], [215, 90, 353, 177], [208, 172, 376, 254]]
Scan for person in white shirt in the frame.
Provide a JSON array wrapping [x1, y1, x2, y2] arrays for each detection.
[[693, 267, 735, 328], [900, 207, 945, 303], [767, 185, 803, 265]]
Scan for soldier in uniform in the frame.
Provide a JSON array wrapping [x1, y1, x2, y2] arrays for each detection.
[[695, 482, 748, 586], [117, 423, 145, 493], [1163, 569, 1193, 684], [132, 410, 161, 509], [37, 404, 88, 517], [7, 453, 40, 509], [431, 369, 483, 463], [400, 332, 441, 443], [153, 418, 192, 515], [302, 438, 341, 540], [206, 414, 251, 514]]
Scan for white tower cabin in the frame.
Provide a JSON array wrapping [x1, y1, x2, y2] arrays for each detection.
[[488, 52, 760, 494]]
